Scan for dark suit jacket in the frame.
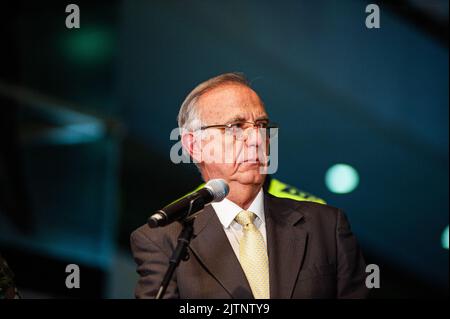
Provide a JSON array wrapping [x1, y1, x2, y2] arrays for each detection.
[[130, 192, 369, 299]]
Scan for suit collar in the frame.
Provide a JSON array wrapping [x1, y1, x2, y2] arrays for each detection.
[[264, 193, 308, 299], [264, 192, 305, 226], [189, 204, 253, 299]]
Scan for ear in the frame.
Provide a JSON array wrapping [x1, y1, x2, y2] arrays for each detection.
[[181, 131, 203, 164]]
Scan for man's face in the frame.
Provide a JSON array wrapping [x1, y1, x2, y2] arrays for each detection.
[[194, 84, 269, 186]]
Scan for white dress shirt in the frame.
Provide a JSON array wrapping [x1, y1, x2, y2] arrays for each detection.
[[210, 188, 267, 261]]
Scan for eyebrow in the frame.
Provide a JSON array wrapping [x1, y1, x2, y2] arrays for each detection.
[[223, 115, 269, 123]]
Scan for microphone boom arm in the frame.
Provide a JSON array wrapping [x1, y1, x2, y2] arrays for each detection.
[[154, 196, 200, 299]]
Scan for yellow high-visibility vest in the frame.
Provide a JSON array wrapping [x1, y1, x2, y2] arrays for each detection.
[[266, 178, 326, 204]]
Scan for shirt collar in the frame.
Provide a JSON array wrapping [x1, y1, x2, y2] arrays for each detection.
[[211, 188, 265, 228]]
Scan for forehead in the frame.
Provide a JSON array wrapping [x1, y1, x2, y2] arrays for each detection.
[[196, 84, 267, 123]]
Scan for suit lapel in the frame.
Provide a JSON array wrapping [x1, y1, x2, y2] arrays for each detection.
[[189, 204, 253, 299], [265, 194, 308, 299]]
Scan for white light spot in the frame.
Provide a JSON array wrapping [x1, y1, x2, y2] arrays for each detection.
[[325, 163, 360, 194]]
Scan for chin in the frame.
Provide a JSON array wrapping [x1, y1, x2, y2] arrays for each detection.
[[235, 170, 264, 185]]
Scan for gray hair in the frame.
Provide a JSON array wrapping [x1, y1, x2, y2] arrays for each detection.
[[177, 72, 251, 131]]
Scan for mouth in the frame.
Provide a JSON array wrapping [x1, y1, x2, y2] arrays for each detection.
[[239, 159, 261, 166], [240, 157, 259, 163]]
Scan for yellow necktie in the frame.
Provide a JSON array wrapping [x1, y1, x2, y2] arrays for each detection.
[[235, 210, 270, 299]]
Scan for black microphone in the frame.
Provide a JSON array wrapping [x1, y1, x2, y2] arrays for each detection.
[[147, 179, 229, 228]]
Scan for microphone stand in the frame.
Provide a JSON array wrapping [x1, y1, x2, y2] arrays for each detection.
[[154, 197, 203, 299]]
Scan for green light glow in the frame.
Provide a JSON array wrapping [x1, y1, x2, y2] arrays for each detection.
[[61, 27, 114, 65], [442, 225, 449, 250], [325, 163, 360, 194]]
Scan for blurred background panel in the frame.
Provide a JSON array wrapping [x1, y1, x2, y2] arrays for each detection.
[[0, 0, 447, 298]]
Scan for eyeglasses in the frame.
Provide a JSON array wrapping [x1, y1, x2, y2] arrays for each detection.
[[199, 120, 278, 140]]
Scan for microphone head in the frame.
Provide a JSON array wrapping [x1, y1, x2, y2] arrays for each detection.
[[204, 179, 229, 202]]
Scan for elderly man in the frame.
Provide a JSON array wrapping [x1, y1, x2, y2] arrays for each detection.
[[130, 73, 369, 299]]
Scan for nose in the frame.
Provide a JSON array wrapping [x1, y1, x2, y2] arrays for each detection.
[[243, 125, 264, 147]]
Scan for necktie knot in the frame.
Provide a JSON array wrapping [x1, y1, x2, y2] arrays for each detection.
[[235, 210, 256, 228]]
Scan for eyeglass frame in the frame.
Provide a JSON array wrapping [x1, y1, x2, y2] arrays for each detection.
[[198, 120, 278, 139], [189, 119, 278, 162]]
